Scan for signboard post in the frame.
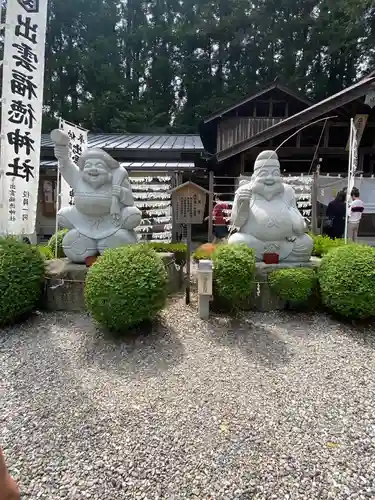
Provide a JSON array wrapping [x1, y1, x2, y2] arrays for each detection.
[[171, 181, 209, 305]]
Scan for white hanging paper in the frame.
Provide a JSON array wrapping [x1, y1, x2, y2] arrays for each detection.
[[0, 0, 48, 235]]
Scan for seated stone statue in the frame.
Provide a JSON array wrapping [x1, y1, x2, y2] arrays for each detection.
[[228, 150, 313, 262], [51, 129, 142, 263]]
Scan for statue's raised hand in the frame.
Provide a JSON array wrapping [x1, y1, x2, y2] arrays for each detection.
[[237, 186, 252, 201]]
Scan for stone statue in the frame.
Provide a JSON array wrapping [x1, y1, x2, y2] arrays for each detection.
[[51, 129, 142, 263], [228, 150, 313, 262]]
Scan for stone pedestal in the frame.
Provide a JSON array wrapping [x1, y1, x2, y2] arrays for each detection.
[[44, 253, 183, 312], [252, 257, 321, 312]]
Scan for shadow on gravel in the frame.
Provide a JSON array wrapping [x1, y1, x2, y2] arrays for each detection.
[[78, 316, 185, 380], [207, 317, 293, 368]]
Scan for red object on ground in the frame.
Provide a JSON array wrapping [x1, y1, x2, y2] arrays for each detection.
[[85, 255, 98, 267], [263, 253, 279, 264]]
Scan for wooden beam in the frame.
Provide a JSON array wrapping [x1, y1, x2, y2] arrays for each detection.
[[240, 153, 245, 174]]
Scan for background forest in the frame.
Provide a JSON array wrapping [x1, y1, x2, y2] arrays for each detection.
[[39, 0, 375, 133]]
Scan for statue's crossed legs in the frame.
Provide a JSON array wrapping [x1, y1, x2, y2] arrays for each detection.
[[228, 231, 313, 263], [58, 206, 142, 263]]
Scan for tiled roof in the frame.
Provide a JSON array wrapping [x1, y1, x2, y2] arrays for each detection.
[[41, 133, 203, 151], [40, 160, 197, 171]]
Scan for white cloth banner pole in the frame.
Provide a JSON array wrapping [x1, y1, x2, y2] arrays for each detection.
[[344, 118, 354, 243], [58, 119, 88, 208], [0, 0, 48, 235]]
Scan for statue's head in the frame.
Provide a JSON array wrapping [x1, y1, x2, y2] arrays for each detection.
[[251, 150, 283, 200], [78, 148, 120, 189]]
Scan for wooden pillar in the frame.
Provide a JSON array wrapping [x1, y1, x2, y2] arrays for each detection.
[[311, 165, 319, 235], [208, 170, 214, 242], [240, 153, 245, 175], [323, 122, 330, 148]]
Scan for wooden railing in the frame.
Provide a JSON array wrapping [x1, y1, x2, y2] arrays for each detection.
[[217, 117, 284, 152]]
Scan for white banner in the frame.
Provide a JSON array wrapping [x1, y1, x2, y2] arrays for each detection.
[[345, 114, 368, 151], [0, 0, 48, 235], [58, 119, 88, 208]]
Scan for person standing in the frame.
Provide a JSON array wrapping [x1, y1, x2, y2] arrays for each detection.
[[347, 187, 364, 242], [325, 190, 346, 239], [206, 194, 229, 243]]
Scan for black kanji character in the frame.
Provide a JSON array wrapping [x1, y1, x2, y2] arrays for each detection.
[[23, 198, 29, 206], [11, 70, 37, 100], [8, 100, 36, 129], [23, 191, 30, 198], [15, 15, 38, 44], [12, 42, 38, 72], [68, 130, 76, 141], [69, 189, 74, 197], [22, 214, 29, 221], [72, 144, 82, 156], [78, 133, 85, 145], [7, 129, 35, 155], [6, 157, 35, 182], [72, 154, 79, 163], [17, 0, 39, 14]]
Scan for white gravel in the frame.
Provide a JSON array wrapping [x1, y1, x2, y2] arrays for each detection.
[[1, 297, 375, 499]]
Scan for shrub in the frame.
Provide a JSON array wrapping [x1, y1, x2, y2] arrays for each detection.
[[36, 245, 54, 260], [85, 244, 168, 332], [48, 229, 68, 258], [0, 237, 45, 326], [212, 244, 256, 308], [311, 234, 346, 257], [318, 244, 375, 319], [145, 242, 187, 265], [192, 243, 217, 262], [269, 268, 318, 304]]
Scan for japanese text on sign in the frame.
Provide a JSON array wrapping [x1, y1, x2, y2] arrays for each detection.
[[0, 0, 48, 234]]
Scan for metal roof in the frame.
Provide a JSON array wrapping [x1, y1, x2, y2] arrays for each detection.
[[41, 133, 203, 151], [40, 160, 196, 171], [217, 76, 375, 162]]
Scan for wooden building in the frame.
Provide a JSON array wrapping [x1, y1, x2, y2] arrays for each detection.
[[199, 77, 375, 176], [199, 76, 375, 236], [37, 133, 205, 242]]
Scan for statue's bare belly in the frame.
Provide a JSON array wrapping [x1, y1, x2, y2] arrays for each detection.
[[244, 199, 293, 240]]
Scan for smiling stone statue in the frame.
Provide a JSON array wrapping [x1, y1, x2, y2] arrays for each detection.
[[51, 129, 142, 263], [228, 150, 313, 262]]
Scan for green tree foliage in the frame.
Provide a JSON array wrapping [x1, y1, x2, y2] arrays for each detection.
[[33, 0, 374, 133]]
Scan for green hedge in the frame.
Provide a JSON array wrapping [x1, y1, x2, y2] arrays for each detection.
[[48, 229, 68, 258], [311, 234, 346, 257], [36, 245, 54, 260], [318, 244, 375, 319], [144, 242, 187, 265], [269, 268, 318, 304], [0, 237, 45, 326], [85, 244, 168, 332], [212, 244, 256, 309]]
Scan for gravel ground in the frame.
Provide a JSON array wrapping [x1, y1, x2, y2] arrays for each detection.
[[1, 297, 375, 500]]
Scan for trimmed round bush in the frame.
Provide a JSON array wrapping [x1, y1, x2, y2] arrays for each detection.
[[0, 237, 45, 326], [212, 244, 256, 308], [269, 268, 317, 303], [85, 245, 168, 331], [319, 244, 375, 319], [47, 229, 68, 258]]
